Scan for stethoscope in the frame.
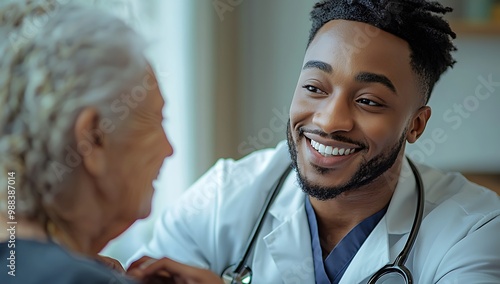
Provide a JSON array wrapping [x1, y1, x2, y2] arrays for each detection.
[[221, 157, 424, 284]]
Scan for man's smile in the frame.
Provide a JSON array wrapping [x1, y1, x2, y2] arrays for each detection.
[[310, 139, 358, 156], [300, 131, 366, 169]]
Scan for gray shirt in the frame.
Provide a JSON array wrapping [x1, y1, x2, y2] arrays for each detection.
[[0, 238, 136, 284]]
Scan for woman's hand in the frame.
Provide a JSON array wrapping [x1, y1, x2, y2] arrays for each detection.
[[127, 256, 223, 284]]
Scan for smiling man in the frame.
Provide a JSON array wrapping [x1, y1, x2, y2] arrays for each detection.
[[130, 1, 500, 283]]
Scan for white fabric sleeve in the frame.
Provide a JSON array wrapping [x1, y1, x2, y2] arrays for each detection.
[[435, 212, 500, 284]]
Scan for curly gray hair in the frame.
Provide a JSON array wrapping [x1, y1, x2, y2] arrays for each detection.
[[0, 0, 148, 221]]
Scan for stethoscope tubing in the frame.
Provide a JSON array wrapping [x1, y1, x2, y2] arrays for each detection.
[[367, 157, 425, 284], [396, 158, 424, 266], [226, 157, 424, 284], [233, 165, 293, 274]]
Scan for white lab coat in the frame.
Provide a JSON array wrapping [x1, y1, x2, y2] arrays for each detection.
[[129, 141, 500, 283]]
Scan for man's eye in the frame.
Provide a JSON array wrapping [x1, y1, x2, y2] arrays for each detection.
[[357, 98, 381, 106], [302, 85, 323, 94]]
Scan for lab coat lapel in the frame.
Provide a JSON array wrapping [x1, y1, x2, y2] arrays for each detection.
[[264, 207, 315, 284], [339, 217, 390, 284], [340, 158, 418, 284], [385, 158, 418, 235], [264, 171, 315, 284]]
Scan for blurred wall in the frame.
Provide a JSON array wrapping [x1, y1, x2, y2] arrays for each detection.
[[237, 0, 315, 157], [214, 0, 500, 173], [407, 37, 500, 172]]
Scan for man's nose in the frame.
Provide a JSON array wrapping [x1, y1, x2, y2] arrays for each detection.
[[312, 95, 354, 134]]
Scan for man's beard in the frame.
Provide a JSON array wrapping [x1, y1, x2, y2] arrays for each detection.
[[286, 121, 406, 201]]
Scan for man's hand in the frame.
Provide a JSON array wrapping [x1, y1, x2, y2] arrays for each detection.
[[95, 255, 125, 274], [127, 256, 223, 284], [127, 256, 156, 273], [128, 256, 169, 280]]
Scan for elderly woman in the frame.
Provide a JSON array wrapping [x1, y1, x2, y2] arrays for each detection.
[[0, 1, 222, 283]]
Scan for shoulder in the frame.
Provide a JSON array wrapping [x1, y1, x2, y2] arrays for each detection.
[[57, 251, 135, 284], [209, 140, 290, 183], [413, 164, 500, 282], [0, 239, 136, 284], [416, 161, 500, 253], [174, 141, 292, 212], [417, 162, 500, 218], [148, 141, 293, 271]]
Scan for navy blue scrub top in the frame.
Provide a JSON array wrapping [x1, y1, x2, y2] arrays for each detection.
[[305, 197, 388, 284]]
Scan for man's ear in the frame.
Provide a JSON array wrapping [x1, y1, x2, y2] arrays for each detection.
[[73, 108, 107, 177], [407, 106, 431, 143]]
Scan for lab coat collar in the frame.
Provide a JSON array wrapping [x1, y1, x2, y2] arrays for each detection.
[[268, 170, 304, 222], [268, 157, 418, 232], [385, 157, 419, 235], [266, 155, 419, 284], [340, 217, 390, 284], [264, 206, 316, 283], [341, 157, 419, 283], [265, 173, 314, 283]]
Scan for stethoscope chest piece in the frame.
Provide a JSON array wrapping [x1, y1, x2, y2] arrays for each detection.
[[222, 264, 252, 284]]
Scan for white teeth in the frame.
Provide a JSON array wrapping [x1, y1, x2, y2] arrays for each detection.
[[310, 139, 356, 157], [318, 144, 325, 154], [325, 146, 333, 155], [332, 147, 339, 155]]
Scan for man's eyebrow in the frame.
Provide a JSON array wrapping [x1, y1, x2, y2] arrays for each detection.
[[355, 72, 397, 94], [302, 60, 333, 74]]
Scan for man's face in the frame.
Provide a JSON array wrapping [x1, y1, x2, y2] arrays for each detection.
[[288, 20, 424, 200]]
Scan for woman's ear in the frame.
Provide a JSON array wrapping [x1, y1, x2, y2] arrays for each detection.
[[407, 106, 431, 143], [73, 108, 107, 177]]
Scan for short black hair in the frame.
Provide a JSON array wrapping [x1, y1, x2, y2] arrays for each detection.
[[308, 0, 457, 103]]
